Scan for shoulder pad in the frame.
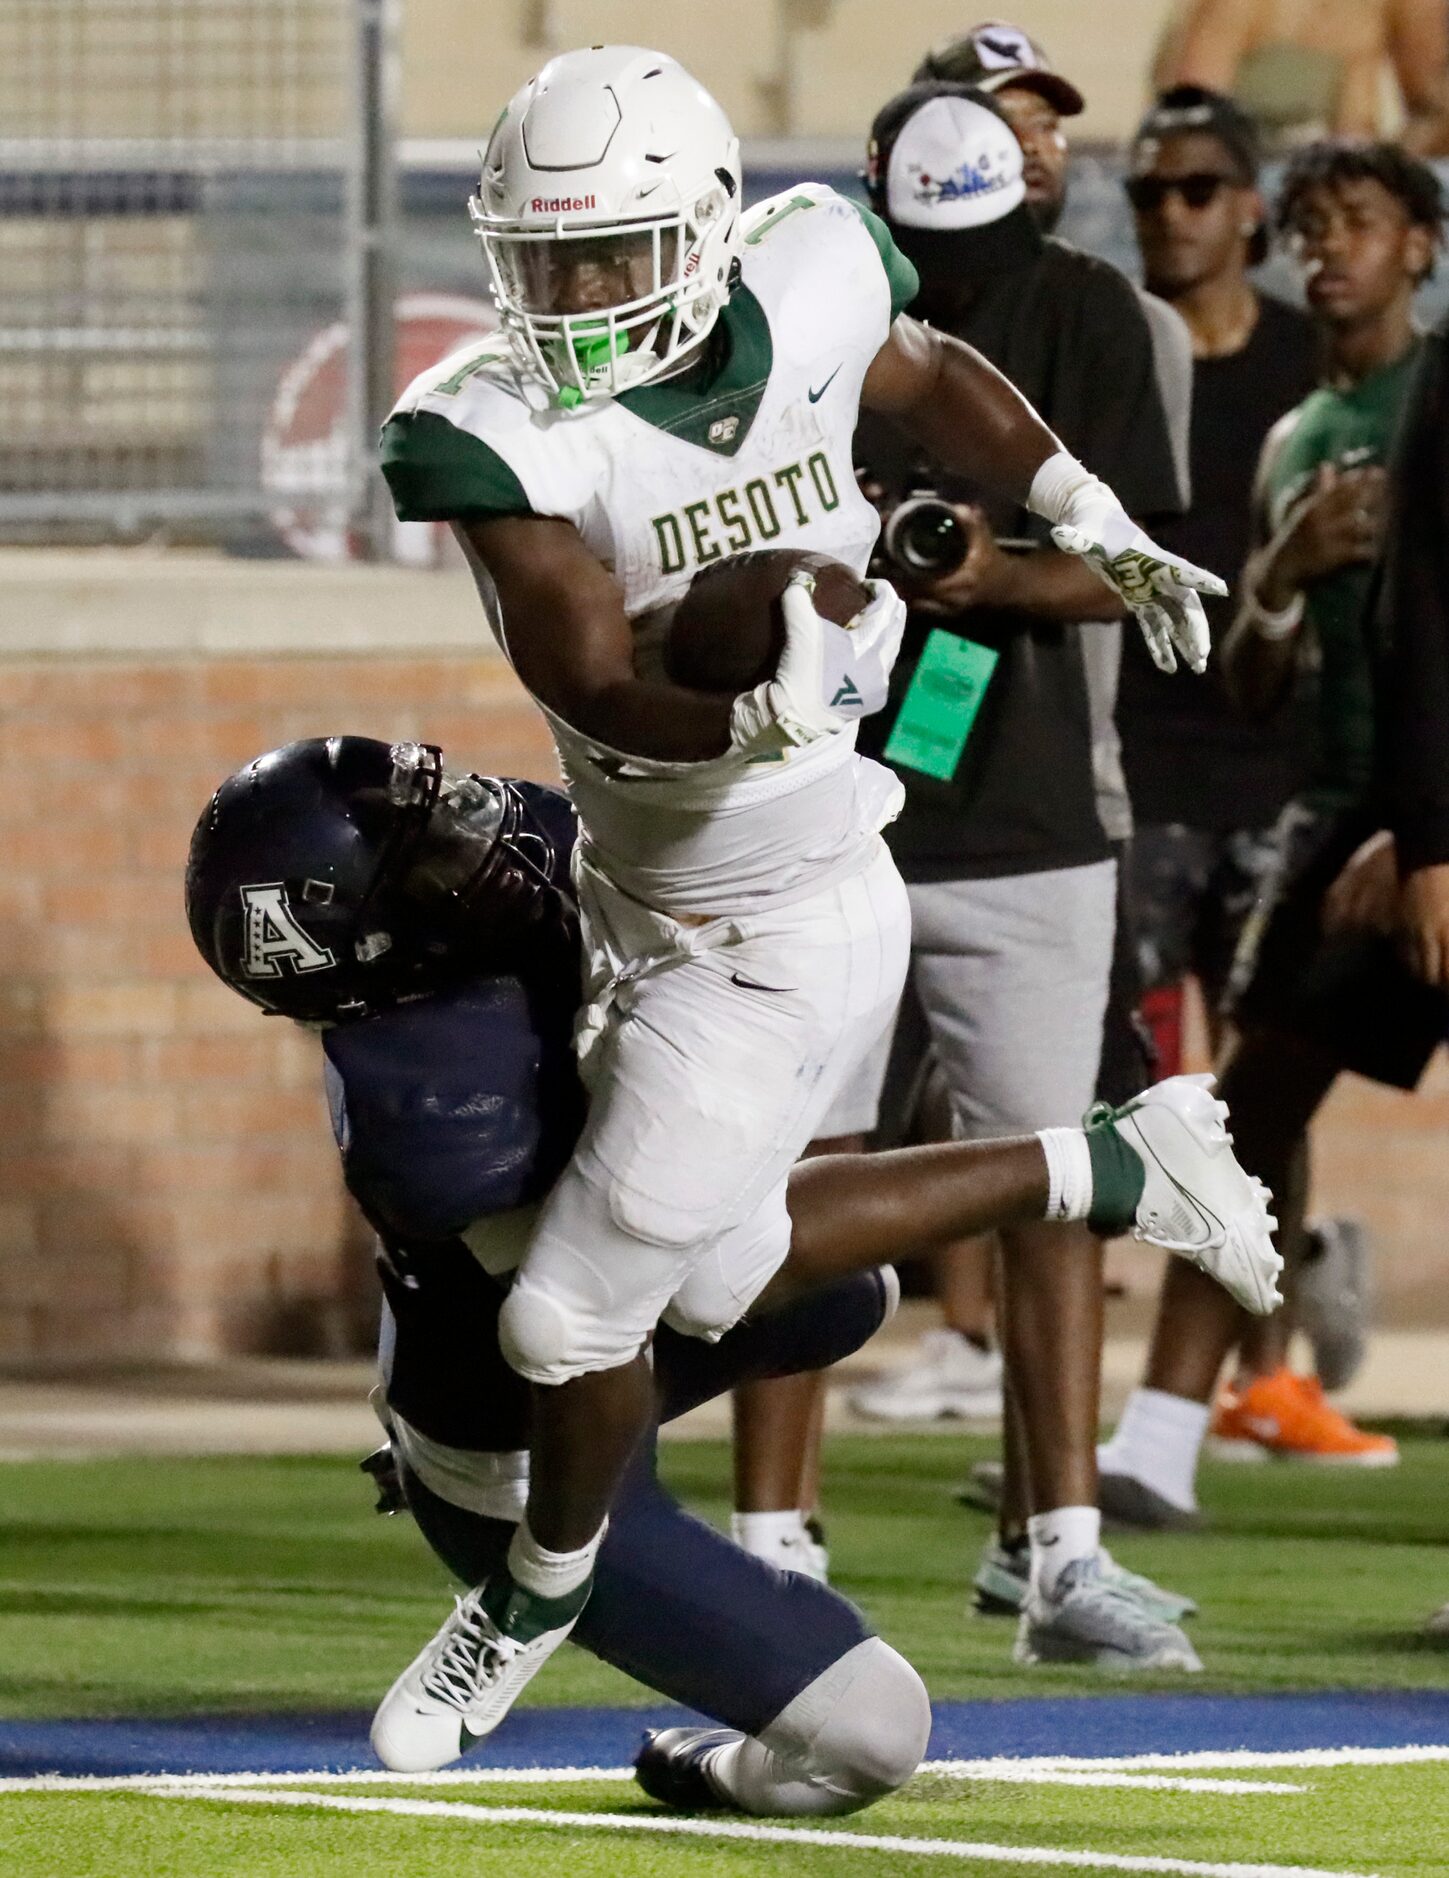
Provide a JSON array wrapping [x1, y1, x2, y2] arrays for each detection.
[[741, 182, 840, 240], [391, 335, 517, 421]]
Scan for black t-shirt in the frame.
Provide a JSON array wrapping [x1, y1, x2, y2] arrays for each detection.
[[1118, 294, 1318, 832], [856, 237, 1180, 880]]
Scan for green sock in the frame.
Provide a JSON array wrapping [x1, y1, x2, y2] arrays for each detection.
[[483, 1569, 593, 1643], [1085, 1114, 1146, 1236]]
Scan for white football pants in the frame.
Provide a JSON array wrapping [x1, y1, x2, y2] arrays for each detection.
[[497, 838, 910, 1385]]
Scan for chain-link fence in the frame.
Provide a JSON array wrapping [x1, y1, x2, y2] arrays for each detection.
[[0, 0, 394, 545]]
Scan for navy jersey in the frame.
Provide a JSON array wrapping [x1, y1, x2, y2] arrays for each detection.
[[319, 781, 584, 1452], [323, 973, 585, 1242], [322, 781, 586, 1244]]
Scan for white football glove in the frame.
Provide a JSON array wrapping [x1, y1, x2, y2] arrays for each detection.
[[729, 571, 907, 752], [1033, 458, 1226, 676]]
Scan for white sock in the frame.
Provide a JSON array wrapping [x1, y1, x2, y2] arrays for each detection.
[[1098, 1386, 1211, 1513], [506, 1515, 604, 1601], [1027, 1505, 1100, 1598], [731, 1509, 809, 1560], [1036, 1127, 1093, 1222]]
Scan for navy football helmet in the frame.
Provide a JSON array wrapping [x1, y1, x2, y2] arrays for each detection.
[[185, 737, 575, 1020]]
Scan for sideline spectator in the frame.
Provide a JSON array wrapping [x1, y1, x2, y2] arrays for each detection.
[[1156, 0, 1449, 153], [1116, 86, 1314, 1078], [830, 83, 1199, 1669], [845, 21, 1193, 1439], [731, 19, 1193, 1551], [1100, 142, 1444, 1527], [914, 23, 1196, 525], [1117, 90, 1371, 1407]]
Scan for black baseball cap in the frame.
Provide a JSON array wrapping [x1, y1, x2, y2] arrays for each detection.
[[1132, 85, 1262, 181], [913, 21, 1085, 117], [1131, 86, 1267, 262]]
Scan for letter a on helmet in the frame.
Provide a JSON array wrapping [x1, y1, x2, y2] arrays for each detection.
[[239, 883, 337, 979], [470, 46, 742, 408]]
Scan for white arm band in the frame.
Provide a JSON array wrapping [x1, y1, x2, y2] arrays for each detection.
[[1026, 449, 1103, 525]]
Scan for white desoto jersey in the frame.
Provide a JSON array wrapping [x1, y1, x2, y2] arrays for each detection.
[[382, 185, 919, 914]]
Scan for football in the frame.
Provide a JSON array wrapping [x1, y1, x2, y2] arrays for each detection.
[[663, 549, 873, 694]]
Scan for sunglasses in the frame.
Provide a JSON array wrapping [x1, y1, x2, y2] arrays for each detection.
[[1125, 172, 1240, 212]]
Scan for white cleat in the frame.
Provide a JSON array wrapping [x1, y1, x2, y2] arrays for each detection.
[[370, 1584, 581, 1773], [1098, 1074, 1284, 1316]]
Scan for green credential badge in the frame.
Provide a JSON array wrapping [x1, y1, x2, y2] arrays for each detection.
[[882, 629, 999, 782]]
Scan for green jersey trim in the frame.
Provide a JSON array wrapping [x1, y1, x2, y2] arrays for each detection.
[[379, 411, 536, 524], [851, 202, 919, 322], [615, 284, 774, 458]]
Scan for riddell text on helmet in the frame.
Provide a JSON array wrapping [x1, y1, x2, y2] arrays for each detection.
[[531, 195, 598, 212]]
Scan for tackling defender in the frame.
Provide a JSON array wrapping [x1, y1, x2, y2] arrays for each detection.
[[186, 735, 1279, 1798], [377, 44, 1230, 1744]]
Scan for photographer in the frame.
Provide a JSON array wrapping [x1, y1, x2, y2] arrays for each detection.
[[822, 84, 1199, 1670]]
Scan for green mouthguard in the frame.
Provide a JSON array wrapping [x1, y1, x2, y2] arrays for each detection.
[[554, 322, 629, 408]]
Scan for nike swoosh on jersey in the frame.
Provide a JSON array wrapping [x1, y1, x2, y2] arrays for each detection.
[[808, 365, 841, 403], [731, 972, 792, 993]]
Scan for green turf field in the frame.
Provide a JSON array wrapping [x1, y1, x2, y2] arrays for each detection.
[[6, 1760, 1448, 1877], [3, 1433, 1447, 1716], [3, 1433, 1448, 1874]]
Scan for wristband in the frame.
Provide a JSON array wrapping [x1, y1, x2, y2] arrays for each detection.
[[1245, 586, 1304, 641], [1026, 449, 1101, 525]]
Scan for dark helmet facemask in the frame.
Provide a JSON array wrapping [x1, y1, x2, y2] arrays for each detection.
[[391, 757, 568, 958]]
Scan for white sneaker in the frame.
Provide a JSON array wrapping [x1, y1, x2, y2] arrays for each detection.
[[1093, 1075, 1284, 1316], [974, 1539, 1197, 1625], [849, 1329, 1003, 1423], [370, 1582, 584, 1772], [1015, 1554, 1202, 1672], [730, 1512, 831, 1583]]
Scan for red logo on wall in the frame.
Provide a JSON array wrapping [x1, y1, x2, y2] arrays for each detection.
[[262, 292, 498, 565]]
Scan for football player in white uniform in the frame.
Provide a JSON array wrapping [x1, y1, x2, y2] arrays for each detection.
[[375, 45, 1232, 1753]]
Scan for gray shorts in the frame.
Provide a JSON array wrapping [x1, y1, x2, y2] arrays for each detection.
[[820, 858, 1117, 1141]]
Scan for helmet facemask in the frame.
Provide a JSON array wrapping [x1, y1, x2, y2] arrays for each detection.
[[383, 749, 571, 977], [471, 174, 738, 407]]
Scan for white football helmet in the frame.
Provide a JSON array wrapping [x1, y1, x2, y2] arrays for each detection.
[[470, 47, 743, 407]]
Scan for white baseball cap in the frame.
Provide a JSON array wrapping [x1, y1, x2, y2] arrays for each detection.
[[885, 92, 1027, 231]]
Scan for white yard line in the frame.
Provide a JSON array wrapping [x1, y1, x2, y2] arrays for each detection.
[[144, 1784, 1384, 1878], [923, 1770, 1305, 1794], [4, 1742, 1447, 1798], [934, 1750, 1449, 1774], [0, 1757, 626, 1787]]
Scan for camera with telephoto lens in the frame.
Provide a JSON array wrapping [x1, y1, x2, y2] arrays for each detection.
[[881, 492, 972, 577]]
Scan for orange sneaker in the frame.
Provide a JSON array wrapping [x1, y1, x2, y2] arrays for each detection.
[[1209, 1368, 1398, 1467]]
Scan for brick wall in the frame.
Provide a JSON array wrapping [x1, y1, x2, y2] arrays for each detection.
[[1, 553, 1445, 1362], [1, 555, 558, 1361]]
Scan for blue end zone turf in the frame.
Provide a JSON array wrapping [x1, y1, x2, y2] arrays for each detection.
[[5, 1691, 1448, 1777]]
